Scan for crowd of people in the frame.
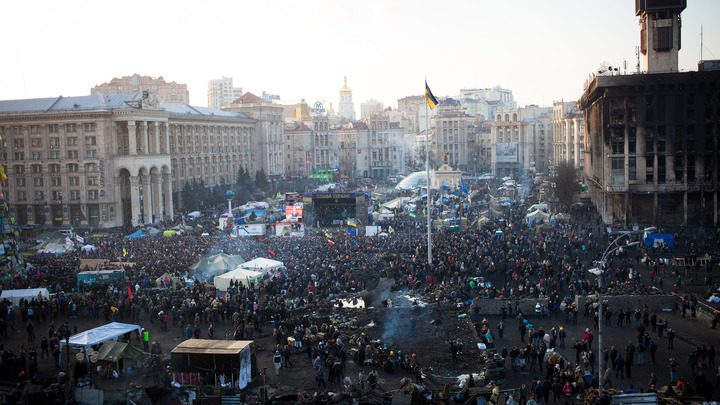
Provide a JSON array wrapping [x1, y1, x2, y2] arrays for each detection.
[[0, 179, 718, 401]]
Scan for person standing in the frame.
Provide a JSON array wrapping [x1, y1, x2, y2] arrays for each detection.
[[142, 328, 150, 351], [273, 350, 282, 375], [26, 321, 36, 342], [615, 354, 625, 379]]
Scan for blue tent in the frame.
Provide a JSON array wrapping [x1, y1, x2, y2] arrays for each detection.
[[124, 230, 146, 239]]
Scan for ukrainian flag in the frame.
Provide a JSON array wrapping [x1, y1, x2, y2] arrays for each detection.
[[347, 218, 357, 227], [425, 80, 438, 110], [389, 226, 395, 234], [408, 210, 417, 218], [324, 231, 332, 238]]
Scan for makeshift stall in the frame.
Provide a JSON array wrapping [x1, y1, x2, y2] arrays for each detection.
[[214, 268, 264, 291], [0, 288, 49, 305], [171, 339, 256, 389], [239, 257, 284, 276], [60, 322, 142, 352], [96, 340, 143, 378]]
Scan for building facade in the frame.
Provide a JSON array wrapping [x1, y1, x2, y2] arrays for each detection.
[[91, 74, 189, 104], [432, 109, 476, 172], [207, 76, 243, 109], [552, 101, 585, 169], [360, 99, 384, 120], [223, 93, 284, 180], [337, 76, 356, 122], [491, 106, 553, 178], [0, 92, 255, 228], [458, 86, 516, 120]]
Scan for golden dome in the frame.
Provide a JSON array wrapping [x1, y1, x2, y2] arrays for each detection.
[[340, 75, 352, 94]]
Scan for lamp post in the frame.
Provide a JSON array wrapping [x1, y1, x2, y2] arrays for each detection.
[[587, 228, 652, 393]]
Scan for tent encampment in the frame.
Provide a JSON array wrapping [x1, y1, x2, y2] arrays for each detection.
[[60, 322, 142, 351], [0, 288, 50, 305], [96, 340, 143, 377], [171, 339, 256, 389], [124, 230, 146, 239], [239, 257, 284, 275], [189, 253, 245, 282], [214, 268, 264, 291], [39, 242, 72, 254], [526, 209, 550, 222]]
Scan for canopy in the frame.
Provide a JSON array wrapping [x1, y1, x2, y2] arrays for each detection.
[[526, 209, 551, 221], [240, 257, 284, 275], [554, 213, 571, 221], [171, 339, 256, 389], [124, 230, 146, 239], [60, 322, 142, 351], [39, 242, 72, 254], [97, 340, 143, 362], [189, 253, 246, 282], [81, 244, 97, 253], [0, 288, 49, 305], [382, 198, 404, 210], [214, 268, 264, 291]]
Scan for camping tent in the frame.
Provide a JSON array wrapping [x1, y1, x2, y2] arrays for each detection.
[[0, 288, 50, 305], [171, 339, 256, 389], [214, 268, 264, 291], [60, 322, 142, 351], [124, 230, 146, 239], [96, 340, 143, 377], [239, 257, 284, 275], [189, 253, 245, 282], [81, 245, 97, 253], [526, 210, 551, 222]]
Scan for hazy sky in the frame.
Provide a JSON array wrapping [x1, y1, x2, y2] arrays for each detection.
[[2, 0, 718, 110]]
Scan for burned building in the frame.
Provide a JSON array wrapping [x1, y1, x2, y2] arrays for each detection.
[[578, 0, 719, 227]]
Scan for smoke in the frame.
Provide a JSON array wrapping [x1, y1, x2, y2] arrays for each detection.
[[518, 171, 532, 201], [381, 310, 402, 345]]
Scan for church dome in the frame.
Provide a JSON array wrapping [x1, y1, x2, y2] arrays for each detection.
[[340, 75, 352, 94]]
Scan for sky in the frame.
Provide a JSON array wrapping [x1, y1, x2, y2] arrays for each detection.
[[1, 0, 719, 111]]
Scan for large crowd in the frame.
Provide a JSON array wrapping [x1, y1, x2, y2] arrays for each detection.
[[0, 181, 719, 402]]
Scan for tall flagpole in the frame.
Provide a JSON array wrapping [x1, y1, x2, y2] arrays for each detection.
[[425, 81, 433, 264]]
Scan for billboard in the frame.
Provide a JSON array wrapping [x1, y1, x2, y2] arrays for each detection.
[[496, 142, 518, 163], [285, 204, 303, 219]]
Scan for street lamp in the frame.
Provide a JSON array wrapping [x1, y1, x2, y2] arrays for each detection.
[[588, 235, 643, 394]]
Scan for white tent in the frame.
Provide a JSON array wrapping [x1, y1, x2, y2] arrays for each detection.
[[214, 268, 264, 291], [59, 322, 142, 351], [81, 244, 97, 253], [0, 288, 50, 305], [239, 257, 284, 275], [526, 209, 550, 222]]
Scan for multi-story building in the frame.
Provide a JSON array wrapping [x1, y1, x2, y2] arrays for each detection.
[[552, 101, 585, 169], [283, 122, 313, 177], [579, 1, 719, 227], [337, 76, 356, 122], [207, 76, 243, 109], [432, 107, 476, 172], [397, 95, 437, 134], [360, 99, 384, 120], [491, 106, 553, 178], [355, 113, 404, 179], [458, 86, 516, 119], [0, 92, 255, 228], [223, 93, 284, 180], [91, 74, 189, 104]]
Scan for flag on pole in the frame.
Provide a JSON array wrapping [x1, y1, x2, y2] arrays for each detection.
[[127, 287, 133, 300], [389, 226, 395, 234], [408, 210, 417, 218], [346, 218, 357, 227], [460, 178, 469, 194], [268, 249, 276, 256], [328, 240, 335, 246], [197, 224, 203, 228], [324, 231, 332, 238], [347, 227, 357, 236], [230, 233, 237, 241], [122, 247, 127, 257], [425, 80, 439, 110], [353, 240, 360, 247]]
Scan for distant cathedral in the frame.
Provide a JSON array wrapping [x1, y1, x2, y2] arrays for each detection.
[[338, 76, 355, 121]]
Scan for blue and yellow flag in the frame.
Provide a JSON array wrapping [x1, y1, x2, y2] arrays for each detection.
[[425, 80, 438, 110], [461, 178, 469, 194], [347, 227, 357, 236], [324, 231, 332, 238], [346, 218, 357, 227], [389, 226, 395, 234], [408, 210, 417, 218], [197, 224, 203, 228], [122, 247, 127, 257]]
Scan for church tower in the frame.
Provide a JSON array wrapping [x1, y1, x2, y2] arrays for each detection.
[[637, 0, 686, 73], [338, 75, 356, 121]]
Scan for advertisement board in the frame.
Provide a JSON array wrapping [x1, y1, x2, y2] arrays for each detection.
[[285, 204, 303, 219], [496, 142, 518, 163], [236, 224, 265, 236]]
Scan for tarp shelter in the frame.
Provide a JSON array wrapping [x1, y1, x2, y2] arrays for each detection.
[[189, 253, 245, 282], [163, 230, 176, 237], [96, 340, 143, 377], [526, 210, 550, 222], [171, 339, 256, 389], [81, 245, 97, 253], [381, 198, 404, 210], [39, 242, 72, 254], [214, 268, 264, 291], [124, 230, 146, 239], [187, 211, 201, 219], [0, 288, 49, 305], [60, 322, 142, 351], [554, 213, 571, 221], [239, 257, 284, 275], [643, 233, 674, 248], [147, 227, 161, 236]]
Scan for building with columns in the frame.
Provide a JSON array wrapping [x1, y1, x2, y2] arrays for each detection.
[[91, 74, 189, 104], [0, 92, 255, 228], [552, 101, 585, 169]]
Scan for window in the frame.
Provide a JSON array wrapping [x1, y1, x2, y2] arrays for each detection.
[[70, 190, 81, 200], [611, 138, 624, 154], [14, 165, 24, 174], [66, 124, 77, 133], [87, 177, 98, 186], [88, 190, 99, 200], [31, 138, 43, 147], [83, 123, 96, 132], [85, 136, 96, 146], [16, 191, 26, 201], [52, 191, 62, 200], [49, 137, 60, 148], [34, 191, 44, 201], [67, 150, 78, 159], [51, 177, 62, 186], [31, 165, 42, 174], [48, 124, 59, 133], [49, 164, 60, 173], [32, 152, 42, 160], [49, 151, 61, 159], [30, 125, 39, 134], [67, 164, 79, 172], [16, 178, 26, 187], [69, 177, 80, 186], [629, 157, 637, 181], [66, 137, 78, 146], [85, 149, 97, 158], [654, 26, 673, 52], [33, 177, 44, 187], [14, 152, 24, 160], [13, 139, 25, 148]]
